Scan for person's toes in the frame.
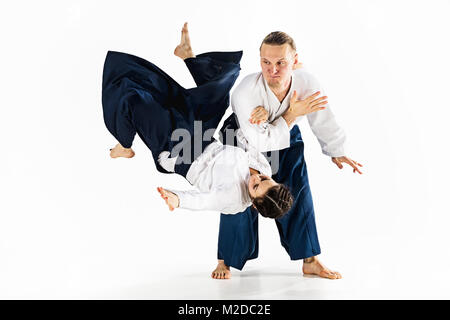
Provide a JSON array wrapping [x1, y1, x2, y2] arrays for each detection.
[[320, 270, 334, 279], [328, 272, 338, 279], [181, 23, 188, 41], [328, 270, 339, 279], [329, 270, 341, 278]]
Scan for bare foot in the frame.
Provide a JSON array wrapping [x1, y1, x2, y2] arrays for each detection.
[[174, 22, 195, 60], [211, 260, 231, 280], [302, 256, 342, 279], [109, 143, 135, 158]]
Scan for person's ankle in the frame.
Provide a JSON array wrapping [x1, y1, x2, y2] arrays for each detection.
[[183, 53, 195, 60], [303, 256, 317, 264], [120, 146, 132, 152]]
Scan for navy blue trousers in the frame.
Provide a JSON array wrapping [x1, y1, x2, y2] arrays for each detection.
[[218, 115, 321, 270], [102, 50, 242, 177]]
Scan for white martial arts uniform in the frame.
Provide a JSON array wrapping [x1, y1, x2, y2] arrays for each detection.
[[232, 69, 346, 156], [158, 141, 272, 214]]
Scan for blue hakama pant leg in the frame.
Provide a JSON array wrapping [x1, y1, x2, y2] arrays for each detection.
[[218, 207, 260, 270], [101, 50, 242, 177], [272, 126, 321, 261]]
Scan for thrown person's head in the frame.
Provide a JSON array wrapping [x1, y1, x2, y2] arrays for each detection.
[[259, 31, 298, 90], [248, 174, 294, 219]]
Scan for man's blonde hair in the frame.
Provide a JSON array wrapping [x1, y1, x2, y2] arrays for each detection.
[[260, 31, 296, 52]]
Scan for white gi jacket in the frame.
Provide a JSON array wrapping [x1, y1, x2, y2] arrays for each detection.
[[158, 141, 272, 214], [232, 69, 346, 156]]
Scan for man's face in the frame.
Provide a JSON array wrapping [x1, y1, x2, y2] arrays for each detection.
[[260, 43, 297, 90]]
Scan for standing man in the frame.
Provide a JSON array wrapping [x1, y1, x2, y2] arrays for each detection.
[[212, 31, 363, 280]]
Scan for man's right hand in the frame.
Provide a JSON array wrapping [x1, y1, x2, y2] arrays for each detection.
[[249, 106, 269, 125], [283, 91, 328, 125]]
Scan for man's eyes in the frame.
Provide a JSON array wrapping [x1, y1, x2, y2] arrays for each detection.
[[263, 61, 285, 65]]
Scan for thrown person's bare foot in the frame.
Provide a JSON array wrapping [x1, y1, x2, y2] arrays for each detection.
[[211, 260, 231, 280], [109, 143, 135, 158], [302, 256, 342, 279], [174, 22, 195, 60]]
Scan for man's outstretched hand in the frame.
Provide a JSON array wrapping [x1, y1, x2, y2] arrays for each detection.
[[157, 187, 179, 211], [332, 156, 363, 174], [281, 91, 328, 126]]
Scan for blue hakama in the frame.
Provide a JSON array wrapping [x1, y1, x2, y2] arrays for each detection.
[[102, 50, 243, 177]]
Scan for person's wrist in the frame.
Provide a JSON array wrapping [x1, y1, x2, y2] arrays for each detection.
[[175, 195, 180, 208], [282, 112, 295, 126]]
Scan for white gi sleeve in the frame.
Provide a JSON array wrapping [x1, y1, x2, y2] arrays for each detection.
[[232, 86, 291, 152], [302, 73, 347, 157], [167, 185, 242, 214]]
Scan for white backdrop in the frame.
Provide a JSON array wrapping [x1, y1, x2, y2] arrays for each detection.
[[1, 0, 449, 299]]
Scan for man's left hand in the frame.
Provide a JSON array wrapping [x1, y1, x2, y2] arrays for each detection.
[[157, 187, 179, 211], [332, 156, 363, 174]]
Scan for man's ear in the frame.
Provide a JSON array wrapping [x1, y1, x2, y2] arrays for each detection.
[[292, 52, 299, 69]]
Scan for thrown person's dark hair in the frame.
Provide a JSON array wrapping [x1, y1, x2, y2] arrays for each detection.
[[260, 31, 296, 51], [252, 184, 294, 219]]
